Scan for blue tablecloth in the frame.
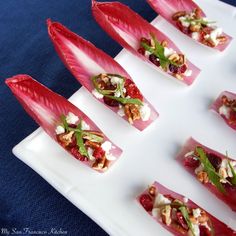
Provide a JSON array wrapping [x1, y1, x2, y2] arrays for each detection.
[[1, 0, 235, 235]]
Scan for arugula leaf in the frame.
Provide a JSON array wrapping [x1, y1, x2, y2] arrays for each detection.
[[179, 206, 195, 236], [75, 121, 88, 157], [228, 161, 236, 186], [196, 147, 226, 194], [82, 132, 104, 143], [183, 18, 216, 26], [61, 115, 69, 131], [105, 95, 143, 106]]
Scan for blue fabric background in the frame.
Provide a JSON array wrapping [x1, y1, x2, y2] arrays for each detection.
[[1, 0, 235, 235]]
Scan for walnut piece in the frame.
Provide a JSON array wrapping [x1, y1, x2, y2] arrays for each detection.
[[124, 104, 141, 124], [197, 171, 209, 184]]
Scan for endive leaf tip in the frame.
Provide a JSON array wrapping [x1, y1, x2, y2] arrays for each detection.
[[5, 74, 31, 87], [47, 18, 53, 26]]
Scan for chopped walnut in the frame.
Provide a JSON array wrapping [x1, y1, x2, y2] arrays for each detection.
[[148, 186, 156, 197], [124, 104, 141, 124], [217, 35, 228, 44], [57, 131, 74, 147], [85, 140, 100, 149], [92, 155, 106, 170], [197, 171, 209, 183]]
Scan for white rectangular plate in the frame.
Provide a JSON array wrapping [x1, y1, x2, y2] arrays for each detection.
[[13, 1, 236, 235]]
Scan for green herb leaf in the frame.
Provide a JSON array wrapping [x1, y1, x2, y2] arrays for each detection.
[[105, 95, 143, 106], [196, 147, 226, 194], [61, 115, 69, 131], [183, 18, 216, 26], [82, 132, 104, 143], [228, 161, 236, 186], [75, 121, 88, 157], [179, 206, 195, 236]]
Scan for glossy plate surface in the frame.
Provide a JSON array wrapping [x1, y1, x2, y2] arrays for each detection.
[[13, 0, 236, 235]]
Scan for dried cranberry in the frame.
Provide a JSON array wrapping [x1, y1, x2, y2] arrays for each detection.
[[179, 64, 187, 74], [229, 110, 236, 123], [103, 96, 119, 107], [149, 54, 160, 67], [184, 156, 200, 168], [207, 153, 222, 170], [139, 194, 153, 211], [70, 147, 87, 161], [199, 225, 211, 236], [68, 135, 77, 148], [125, 79, 143, 101], [176, 212, 188, 230], [138, 47, 145, 55], [93, 147, 105, 159], [68, 124, 77, 128], [140, 37, 151, 46], [169, 64, 179, 74]]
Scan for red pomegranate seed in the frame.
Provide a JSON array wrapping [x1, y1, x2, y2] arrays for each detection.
[[176, 212, 188, 230], [125, 79, 143, 101], [138, 47, 145, 55], [184, 156, 200, 168], [70, 147, 87, 161], [179, 64, 187, 74], [139, 194, 153, 211], [229, 110, 236, 123], [93, 147, 105, 159]]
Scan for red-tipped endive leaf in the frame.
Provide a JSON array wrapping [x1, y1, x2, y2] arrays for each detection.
[[138, 181, 235, 235], [176, 137, 236, 211], [211, 91, 236, 131], [6, 75, 122, 172], [47, 19, 158, 131], [147, 0, 233, 51], [92, 0, 200, 85]]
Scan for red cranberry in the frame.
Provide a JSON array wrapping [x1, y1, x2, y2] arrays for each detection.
[[184, 156, 200, 168], [103, 96, 119, 107], [93, 147, 105, 159], [207, 153, 222, 170], [199, 225, 211, 236], [70, 147, 87, 161], [149, 54, 160, 67], [140, 37, 151, 46], [176, 212, 188, 230], [125, 79, 143, 101], [229, 110, 236, 123], [68, 124, 77, 128], [139, 194, 153, 211], [169, 64, 179, 74], [179, 64, 187, 74], [138, 47, 145, 55]]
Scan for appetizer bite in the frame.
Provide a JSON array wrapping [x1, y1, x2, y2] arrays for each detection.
[[211, 91, 236, 130], [6, 75, 122, 172], [177, 137, 236, 211], [138, 181, 235, 235], [92, 0, 200, 85], [47, 19, 158, 131], [147, 0, 232, 51]]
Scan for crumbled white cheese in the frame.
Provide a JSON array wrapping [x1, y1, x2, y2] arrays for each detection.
[[139, 103, 151, 121], [153, 194, 171, 208], [184, 69, 192, 77], [114, 90, 121, 97], [92, 89, 104, 99], [55, 125, 65, 135], [117, 106, 125, 117], [87, 147, 95, 161], [195, 164, 204, 174], [184, 151, 195, 158], [183, 197, 189, 203], [188, 224, 200, 236], [66, 112, 79, 124], [145, 50, 151, 57], [191, 32, 200, 41], [101, 141, 112, 153], [179, 16, 190, 27], [220, 159, 236, 178], [81, 120, 90, 130], [193, 208, 201, 218], [106, 153, 116, 161], [152, 208, 161, 219], [123, 88, 126, 94], [111, 76, 123, 85], [209, 27, 223, 46], [219, 105, 230, 119], [164, 47, 176, 58]]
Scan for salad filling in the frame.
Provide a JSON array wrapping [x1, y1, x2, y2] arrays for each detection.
[[138, 34, 191, 80], [91, 73, 151, 123], [184, 147, 236, 194], [139, 185, 213, 236], [172, 8, 228, 47], [218, 95, 236, 125], [56, 112, 115, 171]]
